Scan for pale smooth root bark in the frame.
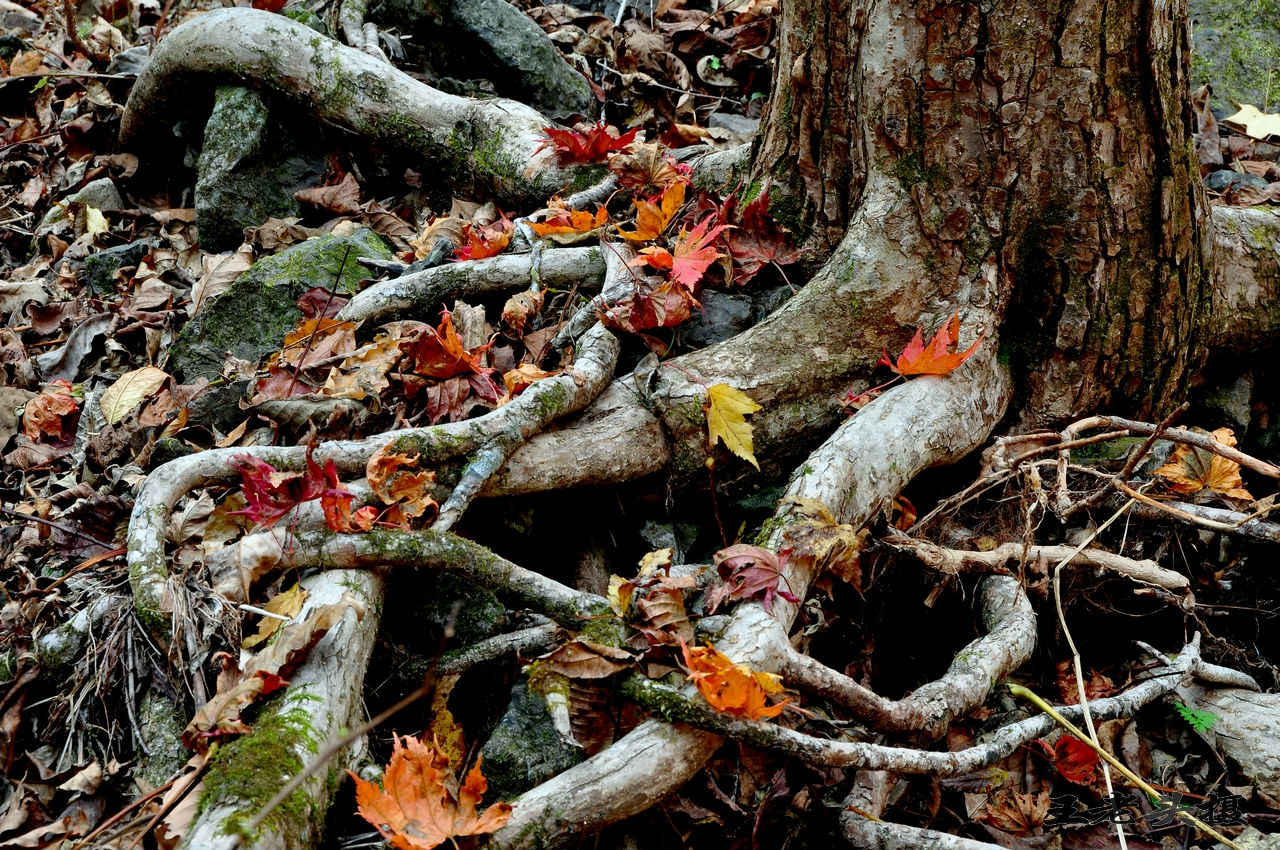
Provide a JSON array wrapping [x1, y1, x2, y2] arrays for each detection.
[[338, 246, 605, 324], [483, 350, 1013, 848], [182, 569, 382, 850], [120, 9, 580, 205], [126, 321, 619, 635]]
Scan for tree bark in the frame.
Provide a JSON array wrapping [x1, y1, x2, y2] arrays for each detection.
[[749, 0, 1212, 426]]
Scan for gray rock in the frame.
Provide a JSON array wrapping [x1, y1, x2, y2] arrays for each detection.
[[83, 238, 158, 295], [684, 290, 754, 347], [184, 380, 251, 434], [377, 0, 594, 119], [480, 679, 583, 799], [195, 86, 327, 252], [709, 111, 761, 138], [165, 228, 392, 381], [1189, 0, 1280, 112], [1199, 372, 1253, 434], [1204, 168, 1271, 192], [37, 177, 125, 231]]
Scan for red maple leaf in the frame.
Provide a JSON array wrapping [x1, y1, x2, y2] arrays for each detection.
[[537, 122, 638, 163], [704, 544, 798, 613], [724, 191, 807, 284], [631, 216, 730, 290], [230, 441, 352, 529], [879, 312, 985, 376], [453, 217, 513, 261], [599, 279, 701, 333]]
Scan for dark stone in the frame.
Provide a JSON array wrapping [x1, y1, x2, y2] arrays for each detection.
[[184, 381, 250, 434], [479, 679, 583, 799], [1203, 169, 1267, 191], [148, 436, 195, 468], [165, 229, 392, 382], [83, 239, 157, 295], [194, 86, 327, 252], [684, 290, 754, 347]]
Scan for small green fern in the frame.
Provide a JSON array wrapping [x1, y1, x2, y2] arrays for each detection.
[[1175, 701, 1218, 733]]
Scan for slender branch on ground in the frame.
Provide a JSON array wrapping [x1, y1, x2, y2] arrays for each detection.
[[882, 536, 1190, 592], [776, 576, 1035, 736]]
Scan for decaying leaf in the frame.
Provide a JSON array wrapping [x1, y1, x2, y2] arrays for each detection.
[[635, 586, 695, 644], [351, 734, 512, 850], [366, 444, 439, 522], [538, 639, 636, 678], [974, 790, 1050, 835], [705, 383, 762, 469], [99, 366, 169, 425], [704, 544, 797, 613], [880, 312, 984, 377], [22, 378, 79, 442], [777, 496, 869, 589], [1153, 427, 1254, 501], [679, 641, 788, 720]]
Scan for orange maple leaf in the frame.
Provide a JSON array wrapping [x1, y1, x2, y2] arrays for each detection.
[[22, 378, 78, 442], [679, 641, 788, 720], [1153, 428, 1254, 501], [880, 311, 984, 376], [529, 206, 608, 237], [617, 181, 686, 243], [455, 217, 513, 261], [351, 735, 512, 850]]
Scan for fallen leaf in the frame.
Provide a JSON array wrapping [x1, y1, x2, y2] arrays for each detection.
[[537, 121, 637, 163], [351, 735, 512, 849], [295, 173, 362, 214], [600, 278, 700, 333], [974, 790, 1049, 835], [1221, 104, 1280, 142], [22, 378, 78, 442], [538, 640, 636, 678], [608, 142, 693, 192], [679, 641, 788, 720], [666, 217, 729, 288], [1053, 735, 1099, 784], [617, 181, 686, 243], [704, 544, 797, 613], [241, 583, 307, 649], [528, 206, 609, 241], [880, 311, 984, 376], [1153, 428, 1254, 501], [723, 189, 807, 284], [100, 366, 170, 425], [705, 383, 762, 469], [230, 441, 352, 530]]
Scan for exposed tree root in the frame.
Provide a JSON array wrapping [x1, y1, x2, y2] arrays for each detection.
[[120, 9, 582, 205], [182, 569, 381, 850], [338, 246, 605, 324]]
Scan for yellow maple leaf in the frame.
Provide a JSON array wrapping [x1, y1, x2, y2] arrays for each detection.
[[705, 383, 762, 470], [1153, 427, 1254, 501], [242, 583, 307, 649]]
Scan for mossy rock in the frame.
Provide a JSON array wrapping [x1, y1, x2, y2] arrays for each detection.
[[195, 85, 328, 252], [165, 229, 392, 382], [479, 678, 583, 800], [1189, 0, 1280, 111]]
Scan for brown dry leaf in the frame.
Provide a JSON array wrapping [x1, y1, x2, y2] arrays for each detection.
[[183, 596, 360, 752], [539, 639, 636, 678], [351, 734, 512, 849], [974, 790, 1050, 835], [1153, 427, 1253, 500], [679, 641, 788, 719], [502, 362, 557, 397], [501, 290, 544, 334], [778, 496, 870, 589], [241, 583, 307, 649], [366, 444, 439, 520], [635, 587, 694, 644], [295, 173, 362, 214]]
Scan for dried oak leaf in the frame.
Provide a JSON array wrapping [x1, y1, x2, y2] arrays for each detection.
[[1153, 427, 1253, 501], [974, 790, 1050, 835], [351, 735, 511, 850], [704, 544, 797, 613], [705, 383, 761, 469], [880, 311, 984, 377], [679, 641, 788, 720], [538, 640, 636, 679]]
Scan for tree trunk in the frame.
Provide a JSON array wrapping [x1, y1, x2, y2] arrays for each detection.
[[750, 0, 1212, 425]]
